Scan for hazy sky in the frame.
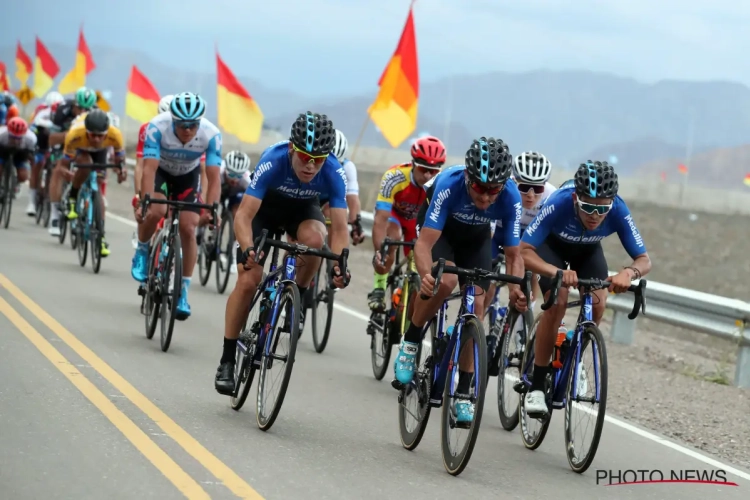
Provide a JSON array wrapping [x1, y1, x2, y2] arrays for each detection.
[[5, 0, 750, 97]]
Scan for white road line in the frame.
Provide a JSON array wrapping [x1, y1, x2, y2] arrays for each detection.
[[106, 212, 750, 483]]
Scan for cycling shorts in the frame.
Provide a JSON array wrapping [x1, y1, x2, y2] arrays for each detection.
[[154, 166, 202, 214], [0, 149, 32, 170], [242, 190, 326, 266], [416, 202, 493, 290], [535, 235, 609, 295]]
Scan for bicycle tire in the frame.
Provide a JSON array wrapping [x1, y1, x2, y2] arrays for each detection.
[[91, 191, 104, 274], [256, 282, 301, 431], [197, 231, 212, 287], [144, 234, 162, 340], [1, 165, 15, 229], [160, 230, 182, 352], [518, 318, 552, 450], [564, 324, 608, 474], [35, 188, 44, 225], [231, 294, 263, 411], [311, 259, 335, 353], [397, 320, 436, 451], [496, 309, 529, 431], [216, 210, 234, 294], [75, 192, 88, 267], [440, 316, 488, 476]]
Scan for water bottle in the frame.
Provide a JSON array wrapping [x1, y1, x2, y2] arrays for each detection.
[[552, 322, 567, 369]]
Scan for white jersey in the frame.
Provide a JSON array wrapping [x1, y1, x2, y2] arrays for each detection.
[[142, 112, 222, 176], [493, 181, 556, 233], [0, 127, 37, 150], [32, 107, 54, 129], [340, 158, 359, 195], [219, 159, 251, 192]]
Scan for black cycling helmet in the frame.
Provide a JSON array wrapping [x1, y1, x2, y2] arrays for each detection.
[[574, 160, 619, 199], [84, 109, 110, 134], [465, 137, 513, 184], [289, 112, 336, 156]]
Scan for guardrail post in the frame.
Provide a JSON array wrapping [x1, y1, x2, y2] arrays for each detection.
[[610, 310, 636, 345], [734, 327, 750, 388]]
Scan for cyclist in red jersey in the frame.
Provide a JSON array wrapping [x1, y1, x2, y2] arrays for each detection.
[[367, 136, 447, 311]]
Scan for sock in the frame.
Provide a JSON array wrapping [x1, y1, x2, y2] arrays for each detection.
[[69, 187, 79, 200], [137, 239, 149, 252], [374, 273, 388, 289], [221, 337, 238, 364], [298, 286, 307, 297], [28, 188, 36, 201], [531, 364, 550, 392], [50, 203, 60, 220], [457, 371, 472, 394], [182, 277, 191, 293], [403, 322, 423, 344]]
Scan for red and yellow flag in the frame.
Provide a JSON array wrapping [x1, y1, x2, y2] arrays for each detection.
[[58, 28, 96, 94], [0, 62, 10, 92], [367, 4, 419, 148], [32, 37, 60, 97], [216, 52, 264, 144], [15, 41, 33, 87], [125, 65, 160, 123], [677, 163, 688, 175], [744, 174, 750, 188]]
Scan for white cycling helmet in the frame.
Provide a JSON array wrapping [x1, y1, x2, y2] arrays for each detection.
[[513, 151, 552, 184], [158, 94, 175, 114], [107, 112, 120, 128], [224, 151, 251, 178], [332, 129, 348, 161], [45, 91, 64, 106]]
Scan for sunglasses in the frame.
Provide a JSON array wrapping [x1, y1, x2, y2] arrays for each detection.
[[292, 143, 328, 165], [517, 183, 545, 195], [576, 198, 612, 215], [175, 121, 200, 130], [470, 181, 504, 196], [412, 160, 442, 175]]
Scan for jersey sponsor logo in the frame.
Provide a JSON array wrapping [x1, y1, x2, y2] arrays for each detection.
[[276, 185, 319, 198], [558, 231, 604, 243], [138, 127, 147, 143], [249, 161, 272, 189], [145, 125, 159, 143], [513, 202, 522, 238], [624, 214, 645, 249], [428, 188, 451, 224], [525, 203, 555, 236], [336, 166, 348, 189], [452, 211, 492, 225], [380, 169, 406, 199], [466, 294, 475, 309]]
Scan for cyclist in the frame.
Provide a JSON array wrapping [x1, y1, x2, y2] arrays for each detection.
[[520, 160, 651, 417], [46, 87, 98, 235], [26, 93, 65, 216], [131, 92, 222, 320], [52, 110, 127, 255], [0, 92, 20, 125], [214, 111, 351, 395], [327, 129, 365, 244], [0, 118, 36, 193], [31, 92, 64, 122], [394, 137, 527, 424], [368, 136, 446, 312]]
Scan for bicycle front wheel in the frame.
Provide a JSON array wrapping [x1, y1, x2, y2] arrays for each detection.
[[564, 324, 608, 474], [197, 228, 212, 287], [256, 282, 300, 431], [91, 191, 105, 274], [441, 316, 488, 476], [75, 193, 88, 267], [398, 320, 436, 451], [216, 210, 234, 294], [1, 165, 16, 229], [144, 235, 162, 340], [311, 259, 334, 353], [160, 231, 183, 352]]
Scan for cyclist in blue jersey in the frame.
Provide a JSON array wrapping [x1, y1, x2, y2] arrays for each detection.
[[214, 112, 351, 395], [393, 137, 528, 424], [131, 92, 222, 319], [520, 160, 651, 417]]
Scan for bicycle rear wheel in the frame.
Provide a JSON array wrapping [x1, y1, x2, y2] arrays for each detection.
[[197, 228, 212, 286], [1, 165, 15, 229], [518, 316, 552, 450], [160, 231, 182, 352], [497, 309, 529, 431], [440, 316, 487, 476], [75, 194, 88, 267], [256, 282, 300, 431], [311, 258, 334, 353], [564, 324, 608, 474], [144, 234, 162, 340], [216, 210, 234, 294], [231, 290, 263, 411], [91, 191, 105, 274], [398, 321, 436, 450]]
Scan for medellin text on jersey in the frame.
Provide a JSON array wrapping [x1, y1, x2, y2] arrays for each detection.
[[142, 112, 222, 175], [245, 141, 347, 209]]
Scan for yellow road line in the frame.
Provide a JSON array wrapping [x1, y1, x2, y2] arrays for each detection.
[[0, 274, 264, 500], [0, 296, 210, 500]]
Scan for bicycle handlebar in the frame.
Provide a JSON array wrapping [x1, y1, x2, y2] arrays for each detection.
[[541, 272, 647, 319], [541, 271, 564, 311], [379, 237, 416, 266], [140, 193, 219, 225], [73, 163, 123, 169], [252, 229, 349, 283], [419, 257, 533, 306]]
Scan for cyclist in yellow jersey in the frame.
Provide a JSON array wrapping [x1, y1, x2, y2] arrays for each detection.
[[51, 109, 127, 255]]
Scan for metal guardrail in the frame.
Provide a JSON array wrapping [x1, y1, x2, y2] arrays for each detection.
[[122, 159, 750, 387]]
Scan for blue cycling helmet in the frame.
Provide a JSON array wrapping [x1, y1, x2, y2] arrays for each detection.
[[574, 160, 619, 198], [170, 92, 206, 122]]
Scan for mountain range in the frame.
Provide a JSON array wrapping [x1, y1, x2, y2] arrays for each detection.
[[3, 43, 750, 189]]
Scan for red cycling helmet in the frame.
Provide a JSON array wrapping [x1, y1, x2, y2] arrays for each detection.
[[7, 117, 28, 137], [411, 136, 446, 168]]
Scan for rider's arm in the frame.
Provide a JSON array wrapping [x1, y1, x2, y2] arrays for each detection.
[[372, 168, 402, 250], [134, 123, 148, 195], [140, 123, 161, 199], [346, 194, 361, 224], [203, 135, 222, 206], [613, 200, 652, 279], [343, 160, 360, 223], [414, 227, 441, 279], [497, 185, 524, 290], [200, 156, 208, 199], [416, 177, 456, 278], [234, 195, 261, 252], [325, 157, 350, 255]]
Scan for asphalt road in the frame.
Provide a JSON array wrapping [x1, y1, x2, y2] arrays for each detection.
[[1, 204, 749, 499]]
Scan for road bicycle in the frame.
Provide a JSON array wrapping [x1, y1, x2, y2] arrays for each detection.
[[230, 228, 349, 431], [515, 271, 646, 473], [367, 238, 417, 380], [34, 147, 61, 228], [394, 258, 532, 475], [198, 195, 236, 294], [0, 152, 19, 229], [138, 194, 218, 352]]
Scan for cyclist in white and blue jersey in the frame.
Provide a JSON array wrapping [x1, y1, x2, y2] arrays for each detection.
[[214, 112, 351, 395], [327, 129, 365, 244], [520, 161, 651, 417], [393, 137, 528, 424], [131, 92, 222, 320]]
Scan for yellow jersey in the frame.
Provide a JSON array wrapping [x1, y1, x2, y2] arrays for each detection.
[[63, 122, 125, 161]]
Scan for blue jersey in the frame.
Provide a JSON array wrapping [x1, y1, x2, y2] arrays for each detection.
[[423, 165, 523, 246], [245, 141, 347, 209], [0, 103, 6, 124], [142, 112, 222, 175], [522, 186, 647, 258]]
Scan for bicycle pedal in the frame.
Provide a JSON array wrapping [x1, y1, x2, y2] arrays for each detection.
[[391, 379, 405, 391], [513, 380, 529, 394]]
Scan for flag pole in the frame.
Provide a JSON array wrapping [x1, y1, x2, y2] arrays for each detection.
[[350, 115, 370, 163]]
